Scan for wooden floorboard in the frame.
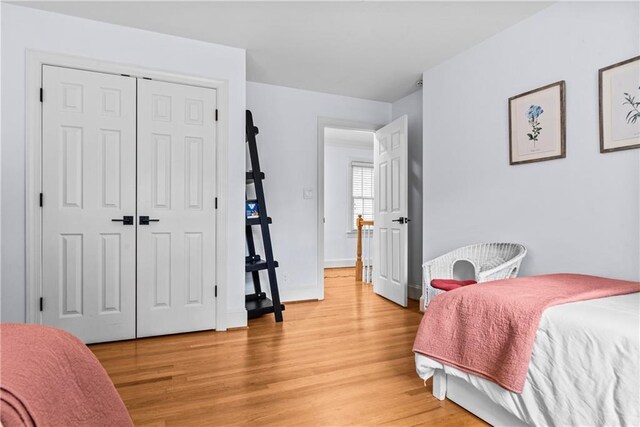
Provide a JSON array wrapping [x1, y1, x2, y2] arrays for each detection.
[[90, 268, 486, 426]]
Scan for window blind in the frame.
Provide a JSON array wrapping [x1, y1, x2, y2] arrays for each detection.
[[351, 162, 374, 230]]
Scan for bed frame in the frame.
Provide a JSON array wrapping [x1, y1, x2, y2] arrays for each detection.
[[432, 370, 529, 427]]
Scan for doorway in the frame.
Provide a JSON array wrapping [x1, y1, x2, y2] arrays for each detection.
[[317, 116, 408, 307], [323, 127, 375, 289]]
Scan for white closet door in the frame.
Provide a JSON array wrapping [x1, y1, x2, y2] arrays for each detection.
[[137, 79, 217, 337], [41, 65, 137, 343], [373, 115, 408, 307]]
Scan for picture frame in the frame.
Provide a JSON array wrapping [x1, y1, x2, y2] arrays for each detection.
[[509, 81, 566, 165], [599, 56, 640, 153], [246, 200, 259, 219]]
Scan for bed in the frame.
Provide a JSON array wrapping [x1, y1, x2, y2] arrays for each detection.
[[414, 275, 640, 426], [0, 323, 133, 426]]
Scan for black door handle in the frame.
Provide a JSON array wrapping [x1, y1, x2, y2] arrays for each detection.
[[391, 217, 410, 224], [139, 216, 160, 225], [112, 216, 133, 225]]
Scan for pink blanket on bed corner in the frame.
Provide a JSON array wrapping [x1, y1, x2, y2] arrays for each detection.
[[0, 323, 133, 427], [412, 274, 640, 394]]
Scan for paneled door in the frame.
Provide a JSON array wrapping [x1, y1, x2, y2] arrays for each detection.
[[41, 65, 137, 343], [373, 115, 408, 307], [136, 79, 217, 337]]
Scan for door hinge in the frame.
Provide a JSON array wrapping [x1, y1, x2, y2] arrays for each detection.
[[215, 197, 218, 209], [39, 297, 43, 311], [215, 285, 218, 298], [215, 109, 219, 121], [39, 88, 43, 103], [39, 193, 43, 207]]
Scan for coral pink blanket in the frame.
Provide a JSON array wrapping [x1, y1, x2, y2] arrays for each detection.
[[413, 274, 640, 394], [0, 323, 132, 426]]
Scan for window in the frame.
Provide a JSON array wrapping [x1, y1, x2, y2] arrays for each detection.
[[351, 161, 374, 231]]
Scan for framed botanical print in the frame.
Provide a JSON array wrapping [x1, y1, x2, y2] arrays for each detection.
[[509, 81, 566, 165], [599, 56, 640, 153]]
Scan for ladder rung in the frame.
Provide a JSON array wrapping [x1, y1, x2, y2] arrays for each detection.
[[246, 171, 265, 182], [246, 217, 272, 226], [245, 254, 261, 264], [246, 298, 285, 319], [245, 292, 267, 302], [245, 260, 279, 272]]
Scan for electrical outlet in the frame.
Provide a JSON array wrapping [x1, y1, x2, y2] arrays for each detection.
[[303, 187, 313, 199]]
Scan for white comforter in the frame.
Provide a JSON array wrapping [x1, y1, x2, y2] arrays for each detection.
[[415, 293, 640, 426]]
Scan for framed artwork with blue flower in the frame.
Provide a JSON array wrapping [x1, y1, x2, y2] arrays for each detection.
[[599, 56, 640, 153], [509, 81, 566, 165]]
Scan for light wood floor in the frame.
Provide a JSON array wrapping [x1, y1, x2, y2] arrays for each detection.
[[90, 268, 485, 426]]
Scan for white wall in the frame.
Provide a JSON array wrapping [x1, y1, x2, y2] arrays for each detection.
[[422, 2, 640, 281], [246, 82, 390, 301], [392, 90, 423, 298], [1, 4, 248, 327], [324, 141, 373, 267]]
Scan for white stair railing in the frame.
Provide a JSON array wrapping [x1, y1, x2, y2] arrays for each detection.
[[356, 215, 374, 284]]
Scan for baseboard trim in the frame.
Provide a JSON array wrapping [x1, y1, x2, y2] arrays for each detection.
[[224, 308, 248, 330], [280, 285, 320, 302], [408, 284, 422, 301], [258, 283, 418, 305], [324, 258, 356, 268]]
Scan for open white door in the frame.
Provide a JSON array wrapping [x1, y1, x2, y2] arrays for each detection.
[[41, 66, 137, 343], [373, 115, 408, 307], [136, 79, 217, 337]]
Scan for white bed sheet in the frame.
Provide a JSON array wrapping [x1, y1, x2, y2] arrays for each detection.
[[415, 293, 640, 426]]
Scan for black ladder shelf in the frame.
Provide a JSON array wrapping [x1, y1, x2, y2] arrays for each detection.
[[245, 110, 285, 322]]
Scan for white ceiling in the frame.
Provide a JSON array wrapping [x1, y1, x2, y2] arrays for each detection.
[[15, 1, 551, 102]]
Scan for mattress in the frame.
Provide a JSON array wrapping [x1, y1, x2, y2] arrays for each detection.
[[415, 293, 640, 426]]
